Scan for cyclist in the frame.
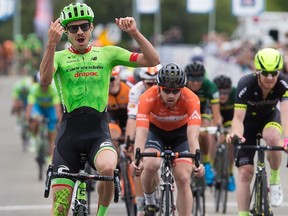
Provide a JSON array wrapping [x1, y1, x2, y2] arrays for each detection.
[[213, 74, 236, 192], [125, 64, 161, 215], [131, 63, 205, 216], [108, 65, 131, 143], [226, 47, 288, 215], [184, 60, 222, 186], [39, 2, 160, 216], [11, 75, 35, 127], [25, 72, 62, 155]]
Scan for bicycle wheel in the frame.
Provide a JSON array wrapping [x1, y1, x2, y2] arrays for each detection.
[[192, 177, 206, 216], [261, 170, 272, 216], [120, 159, 136, 216], [214, 144, 229, 213], [73, 205, 87, 216]]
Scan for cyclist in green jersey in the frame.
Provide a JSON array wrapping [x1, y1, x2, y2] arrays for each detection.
[[25, 72, 62, 155], [40, 3, 160, 216], [184, 61, 222, 186]]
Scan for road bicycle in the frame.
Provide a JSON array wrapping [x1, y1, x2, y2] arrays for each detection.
[[213, 127, 230, 214], [18, 109, 30, 152], [191, 167, 205, 216], [44, 153, 121, 216], [34, 116, 50, 181], [118, 136, 137, 216], [135, 147, 201, 216], [232, 133, 287, 216], [200, 126, 231, 214]]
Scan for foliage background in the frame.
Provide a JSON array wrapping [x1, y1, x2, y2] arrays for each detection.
[[0, 0, 288, 45]]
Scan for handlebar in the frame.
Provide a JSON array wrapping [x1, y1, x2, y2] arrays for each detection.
[[231, 135, 288, 168], [44, 165, 119, 200], [135, 148, 201, 168]]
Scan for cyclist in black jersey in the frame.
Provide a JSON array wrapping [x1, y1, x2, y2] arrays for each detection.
[[40, 3, 160, 216], [226, 48, 288, 216]]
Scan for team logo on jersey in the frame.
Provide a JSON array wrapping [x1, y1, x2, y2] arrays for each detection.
[[100, 142, 113, 148], [189, 110, 201, 120], [74, 72, 98, 78], [57, 165, 70, 174], [90, 56, 97, 61]]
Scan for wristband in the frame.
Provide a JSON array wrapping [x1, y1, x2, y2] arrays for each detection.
[[283, 137, 288, 148]]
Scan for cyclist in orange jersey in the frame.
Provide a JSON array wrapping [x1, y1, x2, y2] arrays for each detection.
[[131, 63, 205, 216], [108, 65, 130, 143]]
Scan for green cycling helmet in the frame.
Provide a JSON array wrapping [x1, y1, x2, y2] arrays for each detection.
[[254, 48, 283, 71], [60, 3, 94, 27]]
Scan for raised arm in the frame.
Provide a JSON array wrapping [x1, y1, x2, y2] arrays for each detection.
[[115, 17, 160, 67], [40, 18, 65, 85]]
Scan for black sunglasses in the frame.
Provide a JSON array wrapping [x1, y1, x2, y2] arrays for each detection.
[[110, 77, 116, 82], [161, 87, 181, 94], [260, 70, 279, 77], [67, 23, 90, 34]]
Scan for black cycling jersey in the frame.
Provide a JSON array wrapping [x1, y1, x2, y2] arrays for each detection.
[[235, 73, 288, 119], [220, 87, 236, 127], [234, 72, 288, 167]]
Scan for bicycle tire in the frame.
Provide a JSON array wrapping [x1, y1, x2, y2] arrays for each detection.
[[164, 184, 171, 216], [192, 177, 206, 216], [75, 205, 87, 216], [214, 144, 229, 213], [37, 142, 46, 181], [120, 160, 136, 216], [261, 170, 272, 215]]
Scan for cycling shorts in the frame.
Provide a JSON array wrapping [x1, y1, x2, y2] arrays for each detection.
[[52, 107, 116, 176], [31, 104, 57, 131], [145, 123, 189, 152], [235, 109, 281, 167]]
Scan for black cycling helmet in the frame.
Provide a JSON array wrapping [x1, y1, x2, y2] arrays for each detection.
[[157, 63, 186, 88], [213, 75, 232, 89], [184, 61, 205, 77]]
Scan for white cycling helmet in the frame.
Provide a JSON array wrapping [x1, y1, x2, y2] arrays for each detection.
[[139, 64, 162, 81]]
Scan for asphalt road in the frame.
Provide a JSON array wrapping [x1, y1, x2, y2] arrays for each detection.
[[1, 75, 288, 216]]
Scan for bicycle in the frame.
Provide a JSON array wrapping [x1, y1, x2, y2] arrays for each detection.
[[191, 164, 205, 216], [118, 136, 137, 216], [232, 133, 287, 216], [213, 127, 230, 214], [199, 126, 230, 214], [34, 116, 50, 181], [44, 153, 121, 216], [135, 147, 201, 216]]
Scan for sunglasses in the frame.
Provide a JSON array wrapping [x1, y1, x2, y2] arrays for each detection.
[[161, 87, 181, 94], [66, 23, 90, 34], [260, 70, 279, 77]]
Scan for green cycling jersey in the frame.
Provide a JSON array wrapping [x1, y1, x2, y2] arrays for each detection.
[[53, 45, 138, 113], [28, 83, 60, 108]]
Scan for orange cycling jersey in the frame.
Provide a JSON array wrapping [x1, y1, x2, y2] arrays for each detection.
[[108, 81, 130, 110], [136, 86, 201, 131]]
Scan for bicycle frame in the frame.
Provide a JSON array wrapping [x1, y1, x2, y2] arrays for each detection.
[[233, 133, 286, 216], [135, 148, 200, 216]]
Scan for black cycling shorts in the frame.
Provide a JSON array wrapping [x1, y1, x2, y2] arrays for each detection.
[[52, 107, 115, 174], [145, 123, 189, 152], [235, 109, 281, 167]]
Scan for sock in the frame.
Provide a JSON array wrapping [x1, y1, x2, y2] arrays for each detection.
[[203, 154, 210, 164], [270, 168, 280, 185], [136, 196, 145, 212], [239, 211, 249, 216], [144, 192, 156, 205], [97, 204, 108, 216]]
